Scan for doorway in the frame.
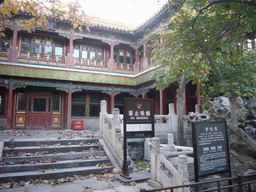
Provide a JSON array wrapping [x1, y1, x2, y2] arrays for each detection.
[[26, 94, 52, 129]]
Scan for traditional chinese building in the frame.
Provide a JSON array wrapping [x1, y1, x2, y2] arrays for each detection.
[[0, 5, 200, 130]]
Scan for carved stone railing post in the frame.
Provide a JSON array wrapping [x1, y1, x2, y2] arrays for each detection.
[[151, 137, 160, 181], [113, 108, 120, 124], [168, 103, 178, 137], [168, 134, 174, 146], [113, 108, 121, 150], [178, 155, 189, 187], [167, 134, 175, 152], [101, 100, 107, 114], [100, 100, 107, 135], [168, 103, 175, 116]]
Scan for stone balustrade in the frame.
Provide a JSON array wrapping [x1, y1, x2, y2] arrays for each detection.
[[100, 100, 125, 170], [149, 137, 192, 192]]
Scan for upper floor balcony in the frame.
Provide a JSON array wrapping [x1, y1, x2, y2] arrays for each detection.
[[0, 30, 155, 76]]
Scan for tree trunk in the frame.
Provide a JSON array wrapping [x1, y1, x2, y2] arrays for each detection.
[[176, 74, 186, 146]]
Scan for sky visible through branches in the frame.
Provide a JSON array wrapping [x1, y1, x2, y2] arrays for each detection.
[[73, 0, 168, 27]]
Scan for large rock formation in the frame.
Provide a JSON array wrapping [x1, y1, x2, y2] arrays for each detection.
[[207, 96, 256, 176], [244, 98, 256, 140], [208, 96, 231, 120]]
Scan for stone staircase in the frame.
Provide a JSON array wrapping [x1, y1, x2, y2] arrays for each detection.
[[0, 137, 114, 182]]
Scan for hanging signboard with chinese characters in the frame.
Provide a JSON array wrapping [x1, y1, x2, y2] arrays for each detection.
[[192, 121, 231, 182], [121, 98, 155, 178], [124, 97, 154, 138]]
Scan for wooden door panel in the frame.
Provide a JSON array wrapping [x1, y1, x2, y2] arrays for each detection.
[[30, 113, 48, 128]]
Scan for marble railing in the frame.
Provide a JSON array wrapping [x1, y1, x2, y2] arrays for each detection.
[[100, 100, 126, 170], [149, 136, 193, 191]]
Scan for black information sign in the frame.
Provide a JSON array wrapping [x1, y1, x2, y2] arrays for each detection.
[[192, 121, 231, 182], [124, 97, 154, 138], [121, 98, 154, 178]]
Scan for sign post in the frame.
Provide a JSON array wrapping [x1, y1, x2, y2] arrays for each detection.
[[121, 98, 154, 178], [192, 121, 231, 182]]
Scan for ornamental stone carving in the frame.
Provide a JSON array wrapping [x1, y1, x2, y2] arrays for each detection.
[[208, 96, 230, 120], [151, 137, 160, 153], [235, 97, 248, 123]]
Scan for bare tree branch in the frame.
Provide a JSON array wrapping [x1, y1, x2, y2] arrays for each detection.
[[199, 0, 256, 12]]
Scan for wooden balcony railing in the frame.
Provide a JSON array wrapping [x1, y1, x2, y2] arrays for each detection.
[[2, 49, 153, 75], [115, 62, 135, 73], [74, 58, 108, 71], [18, 51, 66, 67], [0, 49, 9, 61]]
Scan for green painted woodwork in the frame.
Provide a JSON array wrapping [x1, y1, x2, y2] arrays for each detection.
[[0, 63, 156, 87]]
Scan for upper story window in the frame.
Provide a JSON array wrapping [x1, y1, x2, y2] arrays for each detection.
[[44, 37, 53, 56], [126, 50, 131, 64], [90, 45, 96, 60], [98, 47, 103, 60], [32, 36, 43, 53], [82, 44, 88, 59], [119, 49, 124, 63], [0, 36, 10, 51], [21, 36, 31, 52], [114, 47, 135, 64], [20, 34, 65, 56], [55, 39, 64, 56], [73, 41, 104, 61]]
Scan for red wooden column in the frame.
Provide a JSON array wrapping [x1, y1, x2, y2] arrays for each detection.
[[111, 91, 115, 113], [143, 43, 148, 70], [155, 91, 160, 115], [10, 24, 19, 63], [67, 88, 72, 129], [142, 90, 146, 98], [66, 33, 74, 69], [103, 93, 111, 114], [135, 47, 139, 74], [108, 41, 115, 73], [6, 83, 14, 129]]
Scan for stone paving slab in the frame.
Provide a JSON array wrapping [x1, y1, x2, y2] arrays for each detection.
[[0, 176, 154, 192]]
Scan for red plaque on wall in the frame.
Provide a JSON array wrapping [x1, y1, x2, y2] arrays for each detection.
[[72, 120, 83, 130]]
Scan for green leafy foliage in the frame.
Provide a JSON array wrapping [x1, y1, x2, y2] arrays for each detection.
[[148, 0, 256, 99], [0, 0, 91, 36]]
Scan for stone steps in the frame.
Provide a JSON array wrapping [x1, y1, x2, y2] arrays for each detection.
[[1, 151, 106, 164], [4, 138, 99, 147], [0, 166, 113, 182], [3, 144, 101, 155], [0, 138, 114, 182]]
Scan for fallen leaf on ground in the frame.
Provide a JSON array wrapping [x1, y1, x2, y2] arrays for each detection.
[[37, 169, 45, 173], [40, 144, 48, 148], [126, 181, 136, 186], [6, 162, 15, 165]]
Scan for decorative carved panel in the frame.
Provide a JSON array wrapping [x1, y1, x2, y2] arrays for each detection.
[[52, 114, 61, 127], [15, 111, 26, 127]]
